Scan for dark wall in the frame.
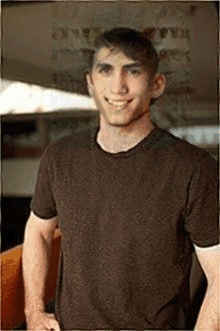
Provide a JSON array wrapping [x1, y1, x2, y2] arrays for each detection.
[[1, 197, 31, 252]]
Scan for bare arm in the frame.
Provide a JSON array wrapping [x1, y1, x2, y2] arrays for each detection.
[[22, 211, 60, 330], [194, 244, 219, 331]]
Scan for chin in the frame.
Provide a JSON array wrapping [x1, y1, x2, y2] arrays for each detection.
[[106, 111, 148, 128], [103, 113, 130, 126], [106, 117, 137, 128]]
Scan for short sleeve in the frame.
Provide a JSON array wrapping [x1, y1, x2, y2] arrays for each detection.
[[185, 154, 219, 247], [30, 145, 57, 220]]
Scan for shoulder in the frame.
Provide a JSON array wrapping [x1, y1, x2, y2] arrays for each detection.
[[155, 126, 217, 170], [41, 126, 97, 164]]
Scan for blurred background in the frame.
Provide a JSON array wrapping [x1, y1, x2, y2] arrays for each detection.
[[1, 1, 219, 252]]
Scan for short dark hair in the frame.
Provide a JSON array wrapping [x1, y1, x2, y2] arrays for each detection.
[[89, 27, 159, 80]]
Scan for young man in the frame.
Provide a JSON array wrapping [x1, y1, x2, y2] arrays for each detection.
[[23, 28, 219, 330]]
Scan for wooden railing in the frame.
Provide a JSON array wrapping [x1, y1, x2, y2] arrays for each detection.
[[1, 228, 62, 331]]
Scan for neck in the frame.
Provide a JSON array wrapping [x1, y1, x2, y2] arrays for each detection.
[[97, 112, 154, 153]]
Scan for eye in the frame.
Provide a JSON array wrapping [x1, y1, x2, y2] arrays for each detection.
[[98, 65, 112, 75], [127, 68, 142, 76]]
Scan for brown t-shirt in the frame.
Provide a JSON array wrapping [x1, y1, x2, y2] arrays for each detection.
[[31, 123, 219, 330]]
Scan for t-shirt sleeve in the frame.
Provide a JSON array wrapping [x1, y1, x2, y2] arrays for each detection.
[[30, 145, 57, 220], [184, 154, 219, 247]]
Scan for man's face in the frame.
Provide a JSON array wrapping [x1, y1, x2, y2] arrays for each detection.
[[88, 47, 155, 127]]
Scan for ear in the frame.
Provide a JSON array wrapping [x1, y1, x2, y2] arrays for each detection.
[[150, 73, 166, 99], [86, 72, 94, 97]]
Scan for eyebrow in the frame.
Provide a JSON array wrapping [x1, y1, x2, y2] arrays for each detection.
[[95, 62, 143, 70], [124, 63, 143, 70]]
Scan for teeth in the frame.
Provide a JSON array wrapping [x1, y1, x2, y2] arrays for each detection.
[[108, 99, 128, 106]]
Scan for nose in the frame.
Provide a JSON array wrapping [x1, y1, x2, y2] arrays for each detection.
[[110, 71, 128, 94]]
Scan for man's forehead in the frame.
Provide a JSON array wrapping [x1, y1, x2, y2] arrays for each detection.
[[94, 46, 140, 67]]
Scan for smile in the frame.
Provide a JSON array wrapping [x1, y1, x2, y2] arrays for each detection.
[[105, 97, 132, 108]]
